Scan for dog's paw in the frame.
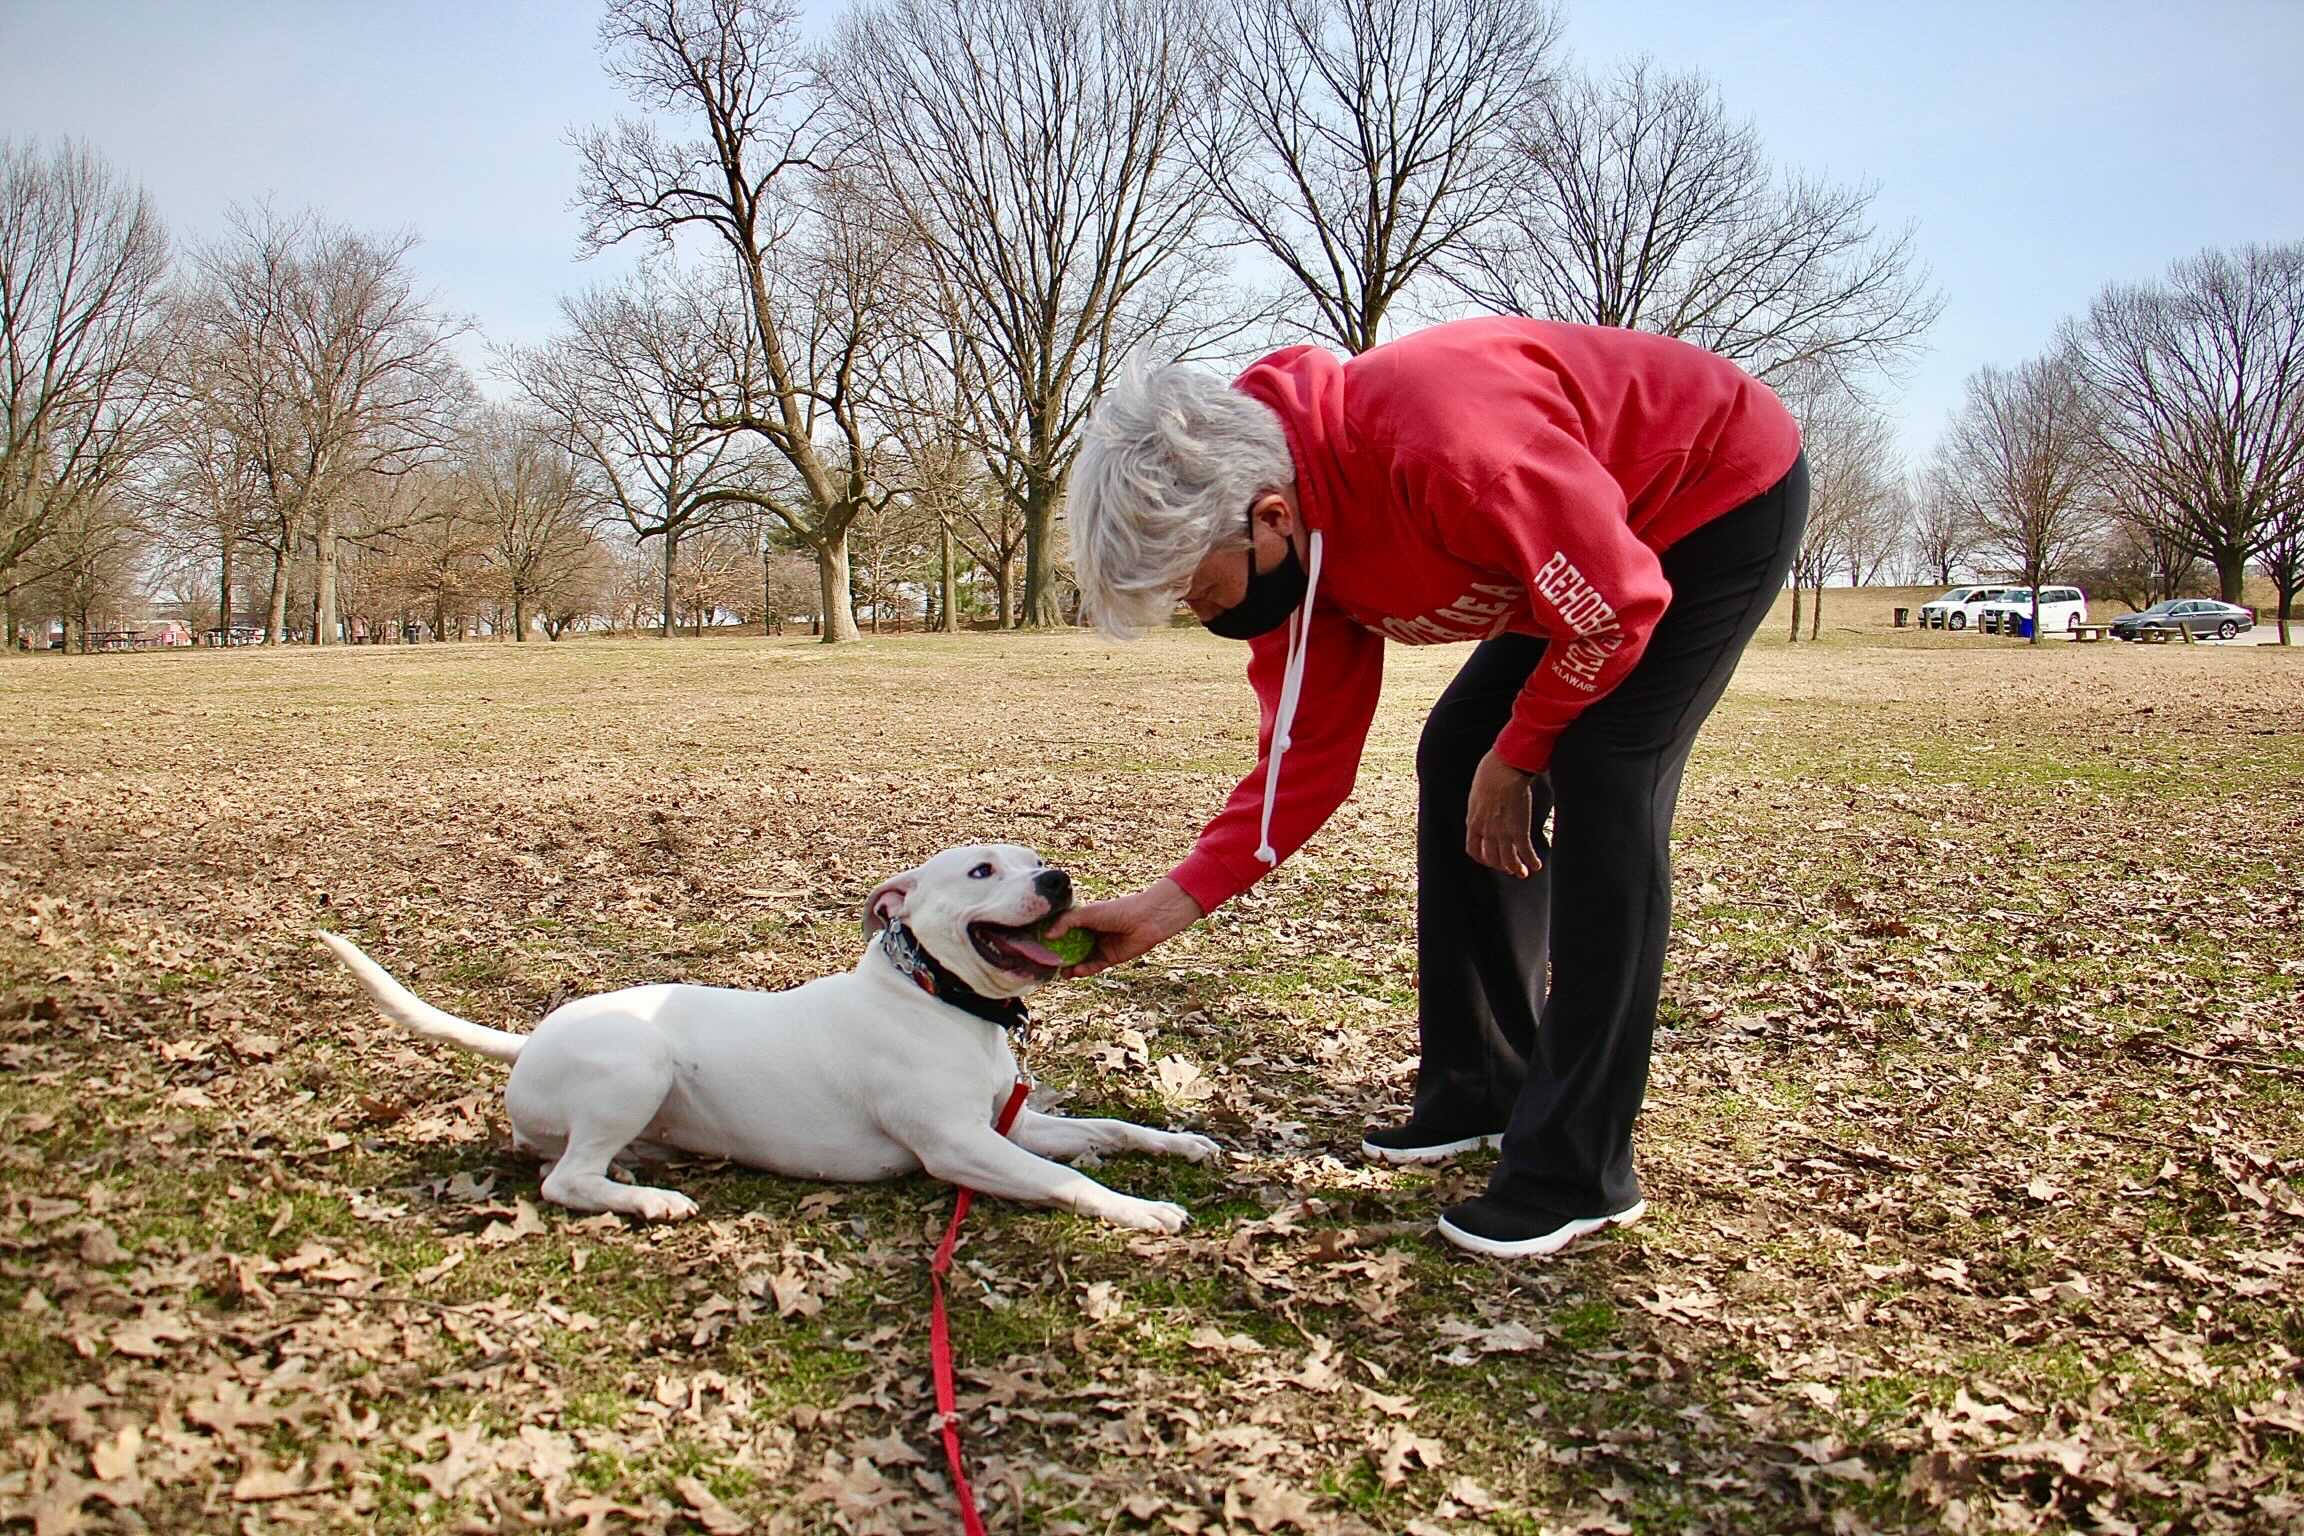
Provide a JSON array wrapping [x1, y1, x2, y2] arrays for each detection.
[[632, 1189, 700, 1222], [1167, 1133, 1224, 1164], [1112, 1198, 1189, 1234]]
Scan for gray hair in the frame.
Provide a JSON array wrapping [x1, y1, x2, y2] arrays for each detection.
[[1067, 358, 1295, 638]]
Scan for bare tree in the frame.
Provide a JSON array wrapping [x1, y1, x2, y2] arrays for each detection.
[[1781, 376, 1901, 639], [2071, 242, 2304, 605], [16, 490, 145, 652], [735, 544, 816, 634], [1847, 477, 1912, 587], [575, 0, 912, 644], [1201, 0, 1560, 353], [182, 205, 468, 644], [462, 407, 596, 641], [2257, 498, 2301, 644], [364, 468, 490, 641], [882, 359, 1023, 629], [667, 526, 753, 634], [686, 176, 918, 634], [0, 139, 171, 620], [2087, 458, 2201, 611], [1909, 468, 1980, 588], [504, 266, 756, 637], [1936, 348, 2106, 645], [846, 474, 938, 633], [606, 542, 663, 633], [830, 0, 1237, 625], [151, 399, 264, 643], [1455, 59, 1939, 390], [533, 529, 621, 640]]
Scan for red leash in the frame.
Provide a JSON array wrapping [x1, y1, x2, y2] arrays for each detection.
[[931, 1077, 1033, 1535]]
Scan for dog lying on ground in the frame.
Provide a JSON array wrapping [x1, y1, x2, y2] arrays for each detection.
[[318, 843, 1218, 1231]]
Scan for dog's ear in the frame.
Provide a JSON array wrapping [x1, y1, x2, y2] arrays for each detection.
[[860, 874, 916, 938]]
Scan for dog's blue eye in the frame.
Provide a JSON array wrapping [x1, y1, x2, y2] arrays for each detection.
[[969, 863, 994, 879]]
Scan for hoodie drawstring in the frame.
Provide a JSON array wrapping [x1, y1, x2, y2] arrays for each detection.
[[1254, 529, 1325, 865]]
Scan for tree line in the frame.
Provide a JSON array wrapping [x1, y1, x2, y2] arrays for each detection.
[[14, 0, 2286, 653], [1782, 241, 2304, 645]]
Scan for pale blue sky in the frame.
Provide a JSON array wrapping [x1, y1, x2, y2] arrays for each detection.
[[4, 0, 2299, 465]]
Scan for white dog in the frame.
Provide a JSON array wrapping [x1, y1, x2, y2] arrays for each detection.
[[318, 844, 1217, 1231]]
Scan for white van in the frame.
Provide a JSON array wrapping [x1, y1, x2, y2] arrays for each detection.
[[1917, 586, 2027, 631], [1979, 586, 2088, 636]]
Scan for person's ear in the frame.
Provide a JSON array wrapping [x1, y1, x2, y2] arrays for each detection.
[[1250, 490, 1295, 538]]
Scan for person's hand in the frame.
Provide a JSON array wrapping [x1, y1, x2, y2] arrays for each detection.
[[1466, 749, 1542, 878], [1045, 877, 1204, 976]]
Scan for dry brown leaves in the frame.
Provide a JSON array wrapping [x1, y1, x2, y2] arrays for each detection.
[[0, 629, 2298, 1533]]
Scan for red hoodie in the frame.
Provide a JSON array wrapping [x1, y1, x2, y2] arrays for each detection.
[[1166, 317, 1801, 915]]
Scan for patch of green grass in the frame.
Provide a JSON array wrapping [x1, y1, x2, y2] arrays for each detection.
[[146, 963, 224, 996], [1317, 1453, 1412, 1521], [1228, 946, 1415, 1010], [1953, 1338, 2102, 1403], [1836, 1371, 1924, 1431], [562, 1388, 630, 1430], [1554, 1298, 1621, 1349], [1121, 1266, 1305, 1363], [0, 1301, 88, 1406]]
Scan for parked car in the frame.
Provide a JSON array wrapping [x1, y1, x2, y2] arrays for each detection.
[[1979, 585, 2088, 636], [2110, 599, 2256, 641], [1917, 585, 2029, 631]]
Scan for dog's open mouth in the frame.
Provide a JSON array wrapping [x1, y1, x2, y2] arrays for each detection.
[[969, 919, 1067, 979]]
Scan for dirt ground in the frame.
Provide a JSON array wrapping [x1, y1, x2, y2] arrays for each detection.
[[1, 620, 2298, 1534]]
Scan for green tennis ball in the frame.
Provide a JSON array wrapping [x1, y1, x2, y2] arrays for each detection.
[[1037, 921, 1096, 966]]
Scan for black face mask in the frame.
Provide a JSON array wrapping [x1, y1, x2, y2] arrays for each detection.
[[1201, 510, 1307, 640]]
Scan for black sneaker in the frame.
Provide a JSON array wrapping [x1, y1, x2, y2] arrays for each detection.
[[1360, 1113, 1506, 1167], [1435, 1195, 1646, 1258]]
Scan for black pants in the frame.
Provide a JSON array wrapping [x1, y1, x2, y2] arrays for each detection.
[[1413, 455, 1808, 1218]]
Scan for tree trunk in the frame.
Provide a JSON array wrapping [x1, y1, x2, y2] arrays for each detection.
[[1809, 577, 1823, 640], [1021, 480, 1061, 626], [939, 520, 958, 634], [660, 528, 678, 638], [315, 507, 339, 644], [816, 528, 861, 644], [2215, 547, 2247, 605], [218, 536, 235, 645], [513, 592, 528, 642], [761, 549, 772, 635], [265, 543, 290, 644], [993, 560, 1014, 631], [1787, 579, 1803, 642]]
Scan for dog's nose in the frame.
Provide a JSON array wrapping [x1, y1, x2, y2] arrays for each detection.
[[1034, 868, 1072, 906]]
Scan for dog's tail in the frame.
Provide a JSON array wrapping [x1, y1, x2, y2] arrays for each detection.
[[316, 932, 526, 1062]]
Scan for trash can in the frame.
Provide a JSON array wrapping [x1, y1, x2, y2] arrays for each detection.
[[1893, 607, 1910, 627], [2016, 614, 2035, 639]]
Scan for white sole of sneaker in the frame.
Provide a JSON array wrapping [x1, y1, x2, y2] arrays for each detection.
[[1435, 1200, 1647, 1258], [1359, 1132, 1504, 1167]]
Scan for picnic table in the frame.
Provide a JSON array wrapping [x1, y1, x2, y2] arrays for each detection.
[[2071, 622, 2115, 643]]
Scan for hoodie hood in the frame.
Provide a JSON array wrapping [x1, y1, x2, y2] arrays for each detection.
[[1234, 346, 1352, 544]]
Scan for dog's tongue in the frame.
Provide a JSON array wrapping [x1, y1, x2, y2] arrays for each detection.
[[1003, 932, 1067, 967]]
